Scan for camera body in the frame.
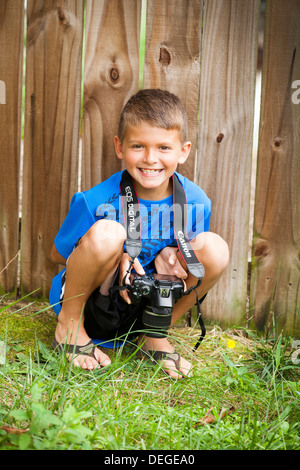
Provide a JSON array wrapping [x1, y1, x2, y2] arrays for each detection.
[[129, 273, 184, 307], [129, 273, 184, 337]]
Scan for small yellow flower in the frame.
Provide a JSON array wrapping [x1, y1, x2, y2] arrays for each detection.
[[227, 339, 236, 349]]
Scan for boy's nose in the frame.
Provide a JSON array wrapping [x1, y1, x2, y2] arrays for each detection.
[[143, 148, 158, 164]]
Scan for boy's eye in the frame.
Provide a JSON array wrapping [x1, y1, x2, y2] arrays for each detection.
[[160, 146, 170, 150], [132, 144, 143, 149]]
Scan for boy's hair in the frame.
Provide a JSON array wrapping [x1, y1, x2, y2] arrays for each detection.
[[118, 89, 188, 143]]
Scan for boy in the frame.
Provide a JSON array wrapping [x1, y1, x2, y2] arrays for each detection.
[[49, 89, 229, 379]]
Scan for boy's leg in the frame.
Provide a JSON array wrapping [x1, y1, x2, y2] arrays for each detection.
[[139, 232, 229, 379], [55, 219, 126, 370]]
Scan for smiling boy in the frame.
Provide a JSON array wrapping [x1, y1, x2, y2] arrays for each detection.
[[49, 89, 229, 379]]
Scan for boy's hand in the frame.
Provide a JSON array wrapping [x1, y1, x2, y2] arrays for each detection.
[[154, 246, 188, 280], [119, 253, 145, 304]]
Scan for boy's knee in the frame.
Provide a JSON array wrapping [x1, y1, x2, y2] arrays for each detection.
[[206, 233, 229, 273], [192, 232, 229, 274], [214, 235, 229, 272], [81, 219, 126, 259]]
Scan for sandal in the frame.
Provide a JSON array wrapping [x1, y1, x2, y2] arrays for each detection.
[[52, 337, 98, 361], [137, 349, 186, 378]]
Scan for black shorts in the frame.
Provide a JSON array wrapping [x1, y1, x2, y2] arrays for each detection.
[[60, 240, 206, 343], [83, 269, 146, 342], [83, 274, 207, 343]]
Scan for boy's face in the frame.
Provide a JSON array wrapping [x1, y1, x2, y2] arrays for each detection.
[[114, 123, 191, 200]]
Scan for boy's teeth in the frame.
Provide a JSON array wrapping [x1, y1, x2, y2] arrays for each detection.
[[140, 168, 161, 173]]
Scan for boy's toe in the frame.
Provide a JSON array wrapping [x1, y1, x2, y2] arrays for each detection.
[[95, 348, 111, 368]]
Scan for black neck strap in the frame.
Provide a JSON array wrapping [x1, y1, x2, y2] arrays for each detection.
[[119, 170, 206, 350], [120, 169, 143, 260], [120, 170, 205, 279], [171, 173, 205, 280]]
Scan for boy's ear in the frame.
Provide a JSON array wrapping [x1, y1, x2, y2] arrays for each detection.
[[114, 135, 124, 160], [178, 141, 191, 164]]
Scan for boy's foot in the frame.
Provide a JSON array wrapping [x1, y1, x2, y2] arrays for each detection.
[[54, 322, 111, 370], [52, 337, 111, 371], [137, 336, 192, 379]]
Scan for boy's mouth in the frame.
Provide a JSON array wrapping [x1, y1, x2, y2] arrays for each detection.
[[138, 168, 163, 175]]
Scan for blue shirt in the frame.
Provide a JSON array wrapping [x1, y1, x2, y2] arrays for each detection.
[[49, 171, 211, 313]]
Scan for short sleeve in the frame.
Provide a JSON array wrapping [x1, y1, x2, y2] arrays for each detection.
[[54, 192, 95, 260], [203, 197, 211, 232]]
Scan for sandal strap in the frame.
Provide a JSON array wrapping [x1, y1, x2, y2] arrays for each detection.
[[138, 349, 181, 370], [52, 338, 97, 358], [151, 350, 180, 370]]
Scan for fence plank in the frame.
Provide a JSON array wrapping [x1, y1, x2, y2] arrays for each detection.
[[21, 0, 84, 297], [142, 0, 203, 180], [0, 0, 24, 293], [250, 0, 300, 336], [82, 0, 141, 190], [195, 0, 260, 326]]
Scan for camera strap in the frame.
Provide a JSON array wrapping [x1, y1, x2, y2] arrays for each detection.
[[171, 172, 205, 281], [171, 172, 206, 350], [120, 169, 143, 261], [119, 169, 206, 350]]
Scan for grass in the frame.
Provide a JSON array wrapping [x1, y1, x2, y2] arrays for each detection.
[[0, 294, 299, 450]]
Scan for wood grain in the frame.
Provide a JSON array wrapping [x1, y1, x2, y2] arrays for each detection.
[[195, 0, 260, 325], [82, 0, 141, 189], [0, 0, 298, 337], [143, 0, 203, 180], [251, 0, 300, 336], [0, 0, 24, 292], [21, 0, 84, 296]]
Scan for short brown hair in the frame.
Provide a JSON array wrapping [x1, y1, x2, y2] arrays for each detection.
[[118, 89, 188, 143]]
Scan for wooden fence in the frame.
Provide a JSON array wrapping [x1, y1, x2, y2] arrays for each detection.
[[0, 0, 299, 336]]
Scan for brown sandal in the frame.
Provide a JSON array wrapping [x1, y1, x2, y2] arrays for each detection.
[[137, 349, 185, 378], [52, 337, 98, 360]]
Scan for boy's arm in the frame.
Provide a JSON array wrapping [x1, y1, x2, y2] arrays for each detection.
[[119, 253, 145, 304], [50, 244, 66, 265]]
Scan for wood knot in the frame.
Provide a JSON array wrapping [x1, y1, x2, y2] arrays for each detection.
[[110, 67, 120, 82], [216, 133, 224, 143], [159, 47, 171, 66], [57, 7, 70, 27], [102, 63, 125, 88], [273, 137, 282, 149], [57, 7, 65, 21], [254, 239, 270, 257], [30, 93, 35, 113]]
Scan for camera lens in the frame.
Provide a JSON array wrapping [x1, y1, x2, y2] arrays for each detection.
[[142, 305, 173, 338]]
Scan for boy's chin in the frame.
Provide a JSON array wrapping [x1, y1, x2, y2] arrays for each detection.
[[136, 173, 166, 185], [133, 175, 172, 199]]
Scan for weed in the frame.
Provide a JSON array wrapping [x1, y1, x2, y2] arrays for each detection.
[[0, 297, 299, 450]]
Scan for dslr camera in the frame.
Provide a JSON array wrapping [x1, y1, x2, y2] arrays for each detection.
[[128, 273, 184, 337]]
